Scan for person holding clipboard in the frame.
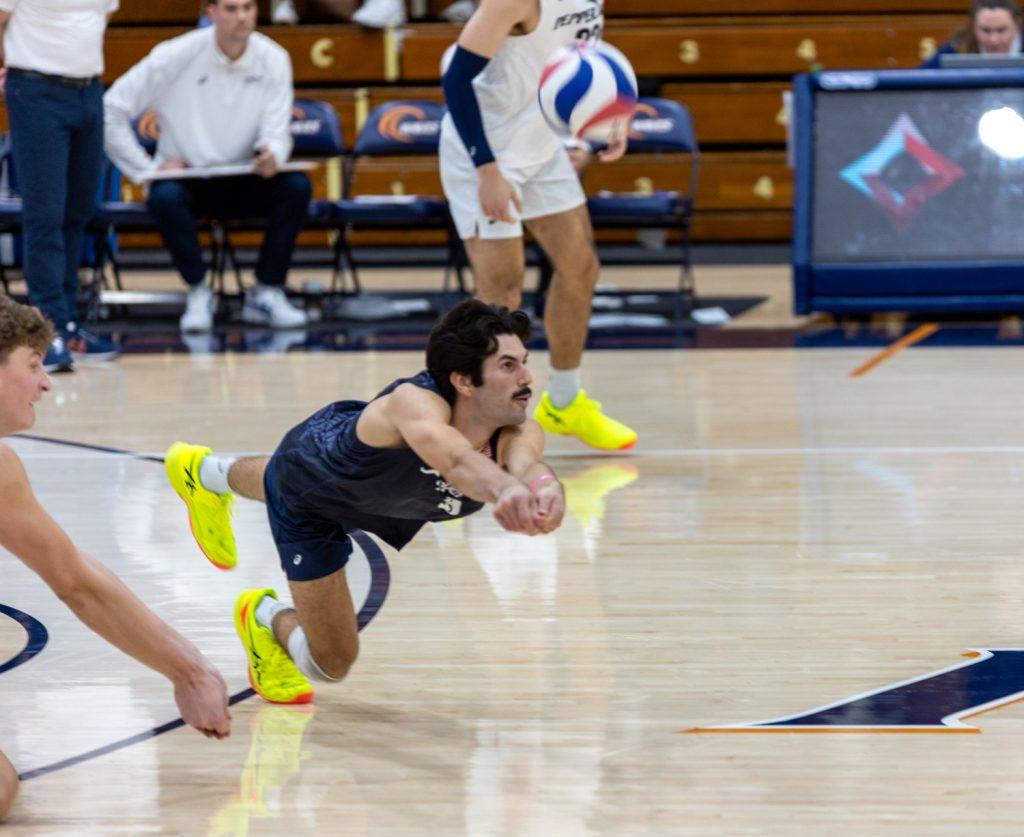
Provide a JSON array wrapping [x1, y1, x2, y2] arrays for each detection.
[[104, 0, 311, 333]]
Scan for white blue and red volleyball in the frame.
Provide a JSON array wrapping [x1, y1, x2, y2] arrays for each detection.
[[538, 41, 638, 143]]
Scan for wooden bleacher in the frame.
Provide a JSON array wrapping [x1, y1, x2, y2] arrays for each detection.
[[90, 2, 968, 247]]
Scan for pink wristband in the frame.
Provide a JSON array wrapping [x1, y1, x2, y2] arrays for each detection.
[[529, 474, 555, 492]]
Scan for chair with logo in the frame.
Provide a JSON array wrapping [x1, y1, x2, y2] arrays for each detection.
[[290, 99, 346, 215], [532, 98, 699, 314], [332, 100, 465, 294], [585, 97, 700, 304], [286, 99, 349, 292], [88, 112, 159, 302]]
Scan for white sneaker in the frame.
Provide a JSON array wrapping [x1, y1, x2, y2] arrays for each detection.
[[271, 0, 299, 24], [439, 0, 475, 22], [352, 0, 406, 28], [241, 284, 307, 328], [180, 283, 217, 333]]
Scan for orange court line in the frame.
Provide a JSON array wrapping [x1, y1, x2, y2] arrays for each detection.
[[679, 727, 978, 735], [850, 323, 939, 378]]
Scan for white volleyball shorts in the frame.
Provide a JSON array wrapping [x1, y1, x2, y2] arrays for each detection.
[[439, 136, 587, 240]]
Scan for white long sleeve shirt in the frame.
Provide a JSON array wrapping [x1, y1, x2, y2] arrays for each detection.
[[103, 27, 294, 183]]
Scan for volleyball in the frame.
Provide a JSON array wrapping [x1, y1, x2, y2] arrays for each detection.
[[538, 40, 638, 144]]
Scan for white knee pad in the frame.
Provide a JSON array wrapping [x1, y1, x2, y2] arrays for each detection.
[[286, 626, 342, 683]]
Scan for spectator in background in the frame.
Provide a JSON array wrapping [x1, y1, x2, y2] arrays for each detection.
[[104, 0, 311, 333], [0, 0, 122, 373], [922, 0, 1022, 67], [268, 0, 471, 27], [270, 0, 403, 26], [270, 0, 476, 28]]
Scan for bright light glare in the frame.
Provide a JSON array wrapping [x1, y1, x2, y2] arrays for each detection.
[[978, 106, 1024, 159]]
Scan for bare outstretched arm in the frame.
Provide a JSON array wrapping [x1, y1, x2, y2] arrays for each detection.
[[500, 419, 565, 535], [380, 385, 553, 535], [0, 444, 231, 739]]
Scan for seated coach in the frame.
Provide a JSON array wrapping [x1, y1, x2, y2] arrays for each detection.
[[103, 0, 310, 332]]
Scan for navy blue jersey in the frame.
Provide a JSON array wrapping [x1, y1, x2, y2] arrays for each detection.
[[265, 370, 504, 550]]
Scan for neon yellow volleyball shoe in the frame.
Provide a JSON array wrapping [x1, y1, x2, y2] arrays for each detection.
[[234, 589, 313, 705], [165, 441, 237, 570], [534, 390, 638, 451]]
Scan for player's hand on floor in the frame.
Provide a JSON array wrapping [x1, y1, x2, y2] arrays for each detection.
[[532, 482, 565, 533], [494, 483, 543, 535], [173, 663, 232, 739], [477, 163, 521, 224]]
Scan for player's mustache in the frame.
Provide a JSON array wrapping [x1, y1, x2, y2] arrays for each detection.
[[513, 387, 532, 400]]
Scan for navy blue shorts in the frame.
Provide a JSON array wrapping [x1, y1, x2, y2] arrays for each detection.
[[263, 462, 353, 582]]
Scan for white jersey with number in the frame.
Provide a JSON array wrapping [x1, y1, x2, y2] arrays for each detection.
[[441, 0, 604, 169]]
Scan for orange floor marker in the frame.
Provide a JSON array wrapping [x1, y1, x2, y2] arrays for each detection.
[[850, 323, 939, 378]]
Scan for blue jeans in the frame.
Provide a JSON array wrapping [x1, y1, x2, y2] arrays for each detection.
[[147, 173, 312, 287], [7, 71, 104, 328]]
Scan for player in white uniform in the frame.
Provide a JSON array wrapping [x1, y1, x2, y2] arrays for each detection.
[[440, 0, 637, 452]]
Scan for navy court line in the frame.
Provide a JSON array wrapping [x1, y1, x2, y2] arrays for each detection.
[[18, 539, 390, 782], [15, 433, 164, 463], [0, 604, 49, 676]]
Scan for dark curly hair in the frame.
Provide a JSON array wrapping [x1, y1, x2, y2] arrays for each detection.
[[0, 296, 53, 362], [426, 299, 531, 404]]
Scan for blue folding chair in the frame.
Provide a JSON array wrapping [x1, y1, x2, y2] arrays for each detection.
[[290, 98, 345, 224], [90, 109, 182, 307], [585, 97, 700, 302], [0, 135, 22, 295], [333, 100, 465, 293], [0, 190, 21, 296], [286, 99, 350, 292], [89, 108, 160, 262]]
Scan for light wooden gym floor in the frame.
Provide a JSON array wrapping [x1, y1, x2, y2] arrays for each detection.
[[3, 264, 1024, 834]]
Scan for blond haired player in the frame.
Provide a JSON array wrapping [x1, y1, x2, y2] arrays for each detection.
[[0, 296, 231, 821]]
